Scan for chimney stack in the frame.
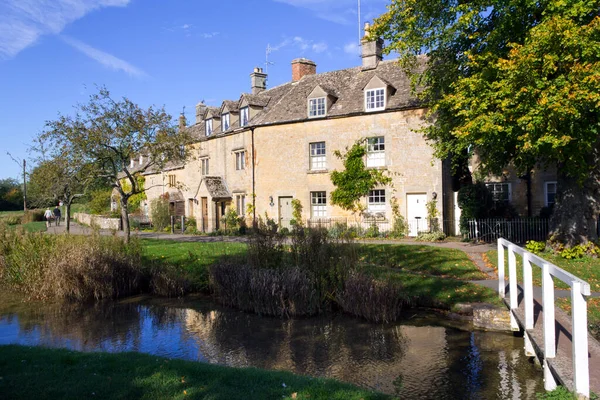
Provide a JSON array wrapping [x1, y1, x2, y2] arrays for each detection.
[[361, 22, 383, 70], [178, 113, 187, 131], [250, 67, 267, 94], [291, 58, 316, 82], [195, 102, 206, 124]]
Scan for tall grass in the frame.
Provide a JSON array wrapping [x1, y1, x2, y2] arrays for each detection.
[[0, 223, 189, 301], [210, 224, 408, 322]]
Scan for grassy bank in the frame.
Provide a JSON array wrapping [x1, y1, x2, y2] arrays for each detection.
[[140, 239, 500, 312], [485, 249, 600, 339], [0, 345, 386, 400]]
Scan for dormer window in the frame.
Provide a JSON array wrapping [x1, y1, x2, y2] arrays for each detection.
[[308, 97, 326, 118], [240, 107, 249, 127], [222, 113, 230, 131], [205, 119, 213, 136], [365, 88, 385, 111]]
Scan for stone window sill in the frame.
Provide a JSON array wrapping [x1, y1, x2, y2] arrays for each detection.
[[307, 169, 329, 175]]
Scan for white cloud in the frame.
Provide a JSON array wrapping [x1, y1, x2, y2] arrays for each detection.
[[201, 32, 219, 39], [268, 36, 327, 55], [312, 42, 328, 53], [344, 41, 361, 56], [62, 35, 147, 78], [0, 0, 130, 58]]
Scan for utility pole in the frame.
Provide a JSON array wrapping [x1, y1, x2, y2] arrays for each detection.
[[22, 159, 27, 212]]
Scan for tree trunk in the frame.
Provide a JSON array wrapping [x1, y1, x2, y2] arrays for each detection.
[[120, 198, 131, 244], [66, 201, 71, 233], [550, 165, 600, 246]]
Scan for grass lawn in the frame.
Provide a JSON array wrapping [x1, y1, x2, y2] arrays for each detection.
[[356, 244, 501, 309], [0, 210, 24, 217], [140, 239, 501, 311], [0, 345, 387, 400], [141, 239, 247, 291], [8, 221, 47, 232], [485, 249, 600, 339]]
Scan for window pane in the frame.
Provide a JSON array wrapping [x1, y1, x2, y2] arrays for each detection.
[[485, 183, 510, 203], [367, 189, 386, 213], [311, 191, 327, 218], [240, 107, 249, 127], [310, 142, 326, 170], [366, 137, 385, 167], [366, 89, 385, 110]]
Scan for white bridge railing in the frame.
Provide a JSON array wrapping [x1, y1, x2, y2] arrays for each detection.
[[497, 238, 591, 398]]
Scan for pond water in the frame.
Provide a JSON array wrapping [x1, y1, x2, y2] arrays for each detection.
[[0, 293, 543, 398]]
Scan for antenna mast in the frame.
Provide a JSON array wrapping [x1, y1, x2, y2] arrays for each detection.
[[265, 44, 275, 74], [358, 0, 361, 44]]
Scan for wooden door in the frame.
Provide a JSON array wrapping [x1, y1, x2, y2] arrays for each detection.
[[278, 197, 293, 229], [201, 197, 208, 232]]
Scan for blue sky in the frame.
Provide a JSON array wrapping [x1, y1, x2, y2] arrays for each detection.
[[0, 0, 390, 180]]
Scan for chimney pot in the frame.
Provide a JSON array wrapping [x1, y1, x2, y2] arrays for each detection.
[[250, 67, 267, 94], [291, 58, 316, 82]]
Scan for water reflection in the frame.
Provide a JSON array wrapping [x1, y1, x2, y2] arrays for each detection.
[[0, 293, 542, 398]]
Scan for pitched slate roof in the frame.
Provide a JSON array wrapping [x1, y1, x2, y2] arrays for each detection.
[[193, 176, 231, 200], [221, 100, 239, 113], [185, 57, 424, 140], [252, 59, 422, 125]]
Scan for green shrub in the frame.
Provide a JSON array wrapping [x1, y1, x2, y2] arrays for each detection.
[[22, 210, 45, 223], [220, 209, 242, 235], [525, 240, 546, 254], [150, 197, 170, 232], [364, 223, 381, 238], [536, 386, 580, 399], [390, 197, 407, 238], [457, 183, 494, 235], [88, 189, 112, 215], [415, 231, 446, 242]]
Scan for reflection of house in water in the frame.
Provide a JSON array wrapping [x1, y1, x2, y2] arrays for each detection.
[[182, 309, 542, 398], [183, 309, 447, 395]]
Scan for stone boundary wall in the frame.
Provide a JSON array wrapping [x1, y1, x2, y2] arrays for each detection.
[[73, 213, 121, 230]]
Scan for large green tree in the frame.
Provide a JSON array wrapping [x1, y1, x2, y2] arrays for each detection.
[[372, 0, 600, 244], [42, 88, 191, 242]]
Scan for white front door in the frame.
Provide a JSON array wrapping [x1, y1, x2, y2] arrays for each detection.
[[453, 191, 461, 236], [407, 193, 428, 236]]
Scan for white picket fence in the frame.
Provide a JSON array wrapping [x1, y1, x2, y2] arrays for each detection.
[[497, 238, 591, 397]]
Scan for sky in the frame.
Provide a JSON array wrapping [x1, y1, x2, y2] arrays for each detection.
[[0, 0, 390, 180]]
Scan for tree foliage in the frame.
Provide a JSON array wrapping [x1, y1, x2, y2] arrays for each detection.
[[40, 88, 191, 242], [330, 140, 391, 214], [0, 179, 23, 211], [372, 0, 600, 243]]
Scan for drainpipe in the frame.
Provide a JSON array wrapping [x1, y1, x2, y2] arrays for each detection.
[[251, 127, 257, 228]]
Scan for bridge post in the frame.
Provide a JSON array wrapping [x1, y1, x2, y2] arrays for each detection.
[[523, 253, 534, 330], [508, 245, 519, 331], [571, 281, 590, 398], [542, 263, 556, 358], [498, 239, 505, 297]]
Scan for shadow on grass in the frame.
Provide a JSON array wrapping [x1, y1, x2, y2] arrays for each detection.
[[0, 345, 388, 400]]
